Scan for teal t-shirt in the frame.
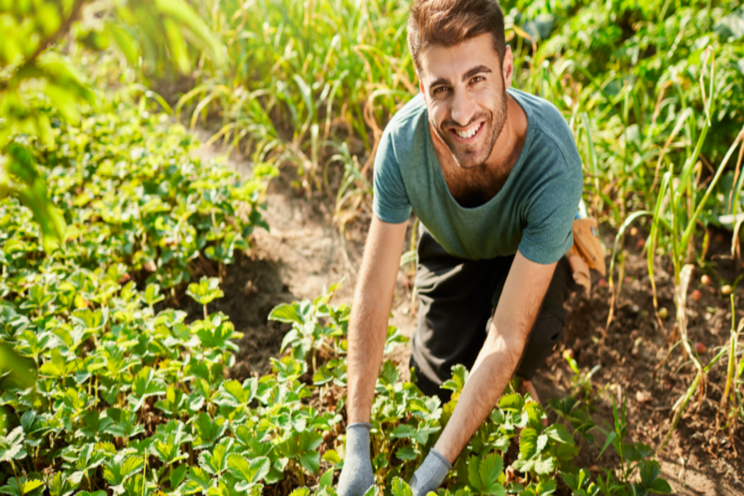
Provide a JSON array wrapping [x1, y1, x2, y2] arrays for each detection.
[[372, 88, 583, 264]]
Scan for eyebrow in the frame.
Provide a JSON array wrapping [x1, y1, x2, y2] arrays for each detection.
[[428, 65, 493, 91]]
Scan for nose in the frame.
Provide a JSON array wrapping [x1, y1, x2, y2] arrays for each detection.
[[450, 88, 476, 127]]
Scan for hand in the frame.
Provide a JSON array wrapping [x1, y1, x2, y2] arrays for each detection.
[[337, 423, 375, 496], [409, 448, 452, 496]]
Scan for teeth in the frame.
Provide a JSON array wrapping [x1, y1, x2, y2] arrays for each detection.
[[455, 122, 481, 139]]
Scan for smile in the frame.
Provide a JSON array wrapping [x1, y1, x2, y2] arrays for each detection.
[[451, 122, 483, 140]]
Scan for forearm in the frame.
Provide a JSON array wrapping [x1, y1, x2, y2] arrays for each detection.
[[431, 253, 555, 463], [433, 330, 525, 462], [346, 293, 391, 424], [346, 218, 406, 424]]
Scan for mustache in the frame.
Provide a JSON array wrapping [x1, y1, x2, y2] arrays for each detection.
[[440, 112, 491, 131]]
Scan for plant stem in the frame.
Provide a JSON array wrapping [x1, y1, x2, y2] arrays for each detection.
[[721, 295, 742, 412]]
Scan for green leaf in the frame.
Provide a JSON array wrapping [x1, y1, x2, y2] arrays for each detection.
[[22, 480, 43, 494], [288, 489, 311, 496], [548, 396, 578, 418], [322, 449, 341, 465], [129, 366, 167, 411], [142, 284, 165, 306], [534, 456, 556, 475], [395, 446, 418, 461], [535, 479, 557, 495], [104, 408, 145, 439], [185, 467, 212, 492], [193, 413, 226, 449], [154, 0, 225, 66], [468, 453, 505, 496], [0, 427, 27, 463], [227, 455, 270, 487], [440, 364, 469, 395], [524, 402, 545, 430], [104, 22, 139, 66], [640, 461, 660, 488], [649, 478, 672, 494], [186, 277, 224, 306], [498, 393, 524, 412], [596, 431, 617, 460], [318, 468, 334, 488], [390, 477, 413, 496], [268, 303, 304, 324], [519, 428, 538, 460], [103, 455, 143, 486], [171, 464, 188, 489], [298, 451, 320, 474], [215, 378, 257, 408], [544, 424, 574, 445]]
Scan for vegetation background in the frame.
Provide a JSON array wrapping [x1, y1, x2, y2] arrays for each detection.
[[1, 0, 743, 495]]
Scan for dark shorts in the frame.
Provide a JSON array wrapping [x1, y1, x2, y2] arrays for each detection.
[[410, 224, 576, 403]]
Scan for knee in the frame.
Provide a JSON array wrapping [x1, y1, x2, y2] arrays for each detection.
[[529, 313, 565, 351]]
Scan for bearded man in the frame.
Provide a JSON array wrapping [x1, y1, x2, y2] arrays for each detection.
[[337, 0, 583, 494]]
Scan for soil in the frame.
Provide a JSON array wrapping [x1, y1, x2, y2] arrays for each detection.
[[189, 138, 744, 495], [535, 229, 744, 495]]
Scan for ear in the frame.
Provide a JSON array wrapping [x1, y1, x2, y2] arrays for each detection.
[[419, 77, 427, 102], [502, 46, 514, 89]]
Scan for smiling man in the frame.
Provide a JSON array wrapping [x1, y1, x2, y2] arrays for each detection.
[[337, 0, 583, 495]]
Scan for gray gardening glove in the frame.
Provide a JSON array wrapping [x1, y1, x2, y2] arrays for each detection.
[[337, 422, 375, 496], [409, 448, 452, 496]]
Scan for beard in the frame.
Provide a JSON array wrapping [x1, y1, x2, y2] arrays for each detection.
[[430, 88, 508, 169]]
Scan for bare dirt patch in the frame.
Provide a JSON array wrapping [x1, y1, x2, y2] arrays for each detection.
[[189, 136, 417, 378]]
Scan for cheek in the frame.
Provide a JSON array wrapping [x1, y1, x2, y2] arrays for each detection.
[[474, 86, 501, 112], [430, 102, 450, 127]]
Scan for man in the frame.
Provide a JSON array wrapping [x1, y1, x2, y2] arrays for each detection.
[[337, 0, 583, 495]]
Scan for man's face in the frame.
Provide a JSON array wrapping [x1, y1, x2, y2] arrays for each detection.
[[418, 33, 512, 169]]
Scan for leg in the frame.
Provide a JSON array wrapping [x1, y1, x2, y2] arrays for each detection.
[[410, 224, 509, 403]]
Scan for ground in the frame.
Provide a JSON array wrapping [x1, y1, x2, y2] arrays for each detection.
[[190, 138, 744, 495]]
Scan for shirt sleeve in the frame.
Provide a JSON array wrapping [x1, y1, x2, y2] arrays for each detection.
[[518, 162, 583, 265], [372, 128, 412, 224]]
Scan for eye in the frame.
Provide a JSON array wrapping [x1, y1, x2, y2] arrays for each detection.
[[433, 86, 449, 95], [471, 76, 484, 84]]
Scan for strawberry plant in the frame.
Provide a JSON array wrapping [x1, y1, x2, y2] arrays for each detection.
[[0, 92, 672, 496]]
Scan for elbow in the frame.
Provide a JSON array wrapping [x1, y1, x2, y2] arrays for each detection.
[[504, 335, 527, 366], [486, 326, 527, 366]]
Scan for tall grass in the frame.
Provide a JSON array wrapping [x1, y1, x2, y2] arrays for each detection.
[[178, 0, 414, 233]]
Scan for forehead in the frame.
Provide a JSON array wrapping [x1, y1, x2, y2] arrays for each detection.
[[418, 32, 500, 81]]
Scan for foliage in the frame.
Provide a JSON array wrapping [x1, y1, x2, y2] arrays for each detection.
[[0, 0, 224, 249], [0, 100, 669, 492], [0, 94, 277, 494]]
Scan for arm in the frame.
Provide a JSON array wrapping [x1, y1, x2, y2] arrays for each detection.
[[347, 215, 408, 423], [433, 251, 557, 463]]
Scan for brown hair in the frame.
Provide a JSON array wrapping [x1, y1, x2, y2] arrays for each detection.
[[407, 0, 506, 75]]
